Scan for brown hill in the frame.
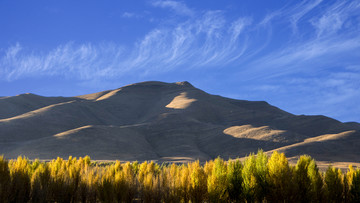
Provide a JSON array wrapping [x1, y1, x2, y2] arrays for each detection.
[[0, 81, 359, 163]]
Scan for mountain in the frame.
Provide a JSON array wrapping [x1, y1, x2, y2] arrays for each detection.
[[0, 81, 359, 163]]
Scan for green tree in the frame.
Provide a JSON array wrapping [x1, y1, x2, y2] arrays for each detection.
[[294, 155, 324, 202], [207, 157, 228, 202], [227, 159, 243, 202], [255, 149, 268, 201], [324, 166, 344, 203], [242, 150, 268, 202], [242, 153, 257, 202]]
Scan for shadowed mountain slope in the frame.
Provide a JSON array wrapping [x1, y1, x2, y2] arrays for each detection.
[[0, 81, 359, 162], [0, 93, 79, 119]]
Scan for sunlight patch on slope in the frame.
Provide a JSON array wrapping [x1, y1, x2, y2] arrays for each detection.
[[304, 130, 356, 142], [54, 125, 94, 138], [166, 92, 197, 109], [96, 89, 122, 101], [0, 100, 76, 122], [223, 125, 285, 141]]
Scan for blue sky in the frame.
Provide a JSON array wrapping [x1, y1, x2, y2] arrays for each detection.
[[0, 0, 359, 122]]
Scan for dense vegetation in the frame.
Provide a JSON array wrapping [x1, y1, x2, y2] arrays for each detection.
[[1, 151, 360, 202]]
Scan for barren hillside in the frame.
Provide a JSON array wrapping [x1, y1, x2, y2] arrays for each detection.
[[1, 81, 359, 163]]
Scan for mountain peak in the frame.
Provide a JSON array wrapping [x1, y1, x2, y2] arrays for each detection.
[[122, 81, 194, 89], [174, 81, 193, 87]]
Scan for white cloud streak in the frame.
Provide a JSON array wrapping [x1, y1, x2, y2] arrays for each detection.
[[0, 42, 125, 80], [310, 1, 360, 37], [152, 0, 194, 16], [1, 10, 253, 81], [1, 0, 359, 122], [242, 0, 360, 81], [288, 0, 323, 34], [0, 0, 359, 85], [122, 12, 140, 18]]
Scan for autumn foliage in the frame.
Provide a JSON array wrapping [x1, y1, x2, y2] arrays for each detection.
[[1, 151, 360, 202]]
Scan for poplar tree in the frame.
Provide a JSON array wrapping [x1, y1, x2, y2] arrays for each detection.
[[294, 155, 324, 202], [189, 161, 207, 203], [9, 156, 32, 203], [242, 153, 257, 202], [30, 164, 51, 202], [324, 166, 344, 203], [227, 159, 243, 202], [266, 151, 293, 202], [207, 157, 228, 202], [348, 166, 360, 202], [0, 156, 10, 202]]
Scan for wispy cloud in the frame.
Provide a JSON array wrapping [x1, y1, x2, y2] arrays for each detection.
[[310, 1, 360, 37], [242, 0, 360, 80], [0, 0, 359, 85], [0, 10, 254, 81], [1, 0, 359, 121], [122, 12, 141, 18], [288, 0, 323, 34], [281, 71, 360, 121], [152, 0, 194, 17], [0, 42, 125, 80], [232, 0, 360, 122]]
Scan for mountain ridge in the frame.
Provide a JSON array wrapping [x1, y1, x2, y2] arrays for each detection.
[[0, 81, 359, 163]]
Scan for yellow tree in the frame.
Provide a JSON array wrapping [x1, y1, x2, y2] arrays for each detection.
[[207, 157, 228, 202], [266, 151, 293, 202], [30, 163, 51, 202], [0, 156, 10, 202], [119, 162, 137, 202], [9, 156, 32, 203], [242, 150, 268, 202], [189, 161, 207, 203], [242, 153, 257, 202], [137, 161, 161, 202], [347, 166, 360, 202], [80, 165, 99, 203], [161, 163, 182, 203], [178, 164, 191, 202]]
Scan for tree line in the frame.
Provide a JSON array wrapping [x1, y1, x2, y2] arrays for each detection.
[[1, 150, 360, 202]]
